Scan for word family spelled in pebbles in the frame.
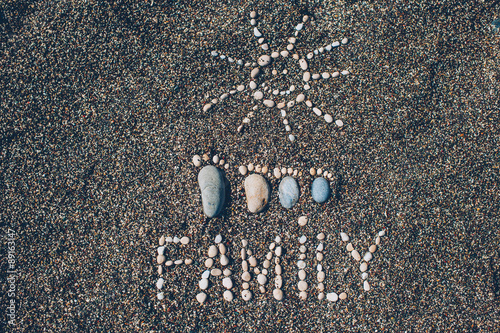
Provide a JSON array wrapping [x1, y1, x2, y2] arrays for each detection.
[[156, 230, 387, 304]]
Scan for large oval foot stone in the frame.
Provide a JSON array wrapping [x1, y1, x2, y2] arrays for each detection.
[[279, 176, 299, 209], [198, 165, 225, 217], [244, 174, 270, 213], [311, 177, 331, 203]]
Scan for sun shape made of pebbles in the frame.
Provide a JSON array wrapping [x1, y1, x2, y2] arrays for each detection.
[[203, 10, 349, 142]]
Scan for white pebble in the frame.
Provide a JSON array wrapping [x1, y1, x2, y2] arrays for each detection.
[[369, 245, 377, 253], [379, 229, 386, 236], [364, 280, 371, 291], [254, 27, 262, 37], [211, 268, 222, 276], [274, 168, 282, 178], [340, 232, 349, 242], [362, 272, 368, 280], [192, 155, 202, 167], [271, 51, 279, 58], [263, 100, 275, 107], [174, 259, 183, 265], [157, 292, 164, 300], [298, 280, 308, 291], [332, 71, 340, 78], [352, 250, 361, 261], [299, 291, 308, 300], [341, 70, 349, 75], [332, 41, 340, 47], [223, 269, 232, 276], [360, 262, 368, 272], [242, 290, 252, 301], [241, 271, 251, 282], [222, 277, 233, 290], [317, 271, 325, 282], [327, 292, 338, 302], [296, 94, 305, 103], [223, 290, 233, 302], [196, 292, 207, 304], [317, 242, 324, 251], [297, 260, 306, 269], [324, 114, 333, 123], [342, 37, 349, 45], [317, 233, 325, 240], [364, 252, 373, 262], [237, 84, 245, 91], [205, 258, 214, 268], [273, 288, 283, 300], [180, 237, 189, 245], [173, 236, 180, 243], [220, 254, 229, 266], [322, 72, 330, 79], [336, 119, 344, 127], [208, 245, 218, 257], [299, 235, 307, 244], [295, 23, 303, 31], [313, 107, 322, 116], [298, 270, 306, 280], [251, 67, 260, 78], [275, 275, 283, 288], [299, 58, 308, 70], [250, 11, 257, 18], [199, 278, 209, 290], [156, 278, 164, 289], [157, 246, 165, 255], [258, 274, 267, 285], [317, 264, 323, 271]]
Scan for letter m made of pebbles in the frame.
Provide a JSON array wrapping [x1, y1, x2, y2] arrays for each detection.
[[198, 166, 226, 218]]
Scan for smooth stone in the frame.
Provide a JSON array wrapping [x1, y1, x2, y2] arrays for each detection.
[[274, 167, 282, 178], [339, 292, 348, 300], [318, 292, 325, 300], [322, 72, 330, 79], [258, 274, 267, 285], [224, 269, 232, 276], [222, 277, 233, 289], [360, 262, 368, 272], [205, 258, 214, 268], [370, 245, 377, 253], [242, 271, 251, 282], [159, 235, 166, 246], [250, 19, 256, 26], [299, 245, 306, 253], [244, 174, 270, 213], [299, 58, 308, 70], [275, 264, 282, 275], [220, 254, 229, 266], [174, 259, 183, 265], [254, 27, 262, 37], [198, 166, 225, 218], [203, 103, 213, 112], [251, 67, 260, 78], [208, 245, 218, 258], [296, 23, 303, 31], [312, 73, 320, 80], [241, 249, 247, 260], [250, 11, 256, 18], [219, 243, 227, 255], [273, 289, 283, 300], [379, 229, 386, 236], [299, 235, 307, 244], [254, 91, 264, 100], [317, 252, 324, 261], [340, 232, 349, 242], [211, 268, 222, 276], [317, 233, 325, 240], [173, 236, 180, 243], [280, 50, 289, 57], [341, 70, 349, 75], [157, 292, 164, 300], [157, 278, 164, 289], [298, 280, 308, 291], [313, 107, 322, 116], [299, 291, 308, 300], [220, 93, 228, 100], [185, 259, 193, 265], [157, 255, 165, 265], [298, 216, 308, 226], [275, 276, 283, 288], [271, 51, 279, 58], [376, 236, 381, 245], [249, 256, 257, 267], [317, 264, 323, 271], [332, 71, 340, 78], [352, 250, 361, 261], [297, 260, 306, 269], [157, 246, 165, 255], [298, 270, 306, 280], [324, 114, 333, 123], [158, 265, 163, 275], [332, 41, 340, 47], [278, 176, 300, 209], [346, 243, 354, 252], [364, 281, 371, 291], [364, 252, 373, 262], [275, 246, 282, 257], [180, 237, 189, 245], [296, 94, 305, 102], [317, 271, 325, 282], [223, 290, 233, 301], [192, 155, 202, 167], [362, 272, 368, 280], [263, 100, 275, 107], [258, 55, 271, 66], [199, 278, 209, 290], [165, 260, 173, 266], [299, 253, 306, 260], [317, 243, 324, 251], [311, 177, 331, 203], [242, 290, 252, 301], [342, 37, 349, 44], [327, 292, 338, 302], [215, 234, 222, 244], [196, 292, 207, 304], [242, 260, 248, 272], [242, 282, 249, 289]]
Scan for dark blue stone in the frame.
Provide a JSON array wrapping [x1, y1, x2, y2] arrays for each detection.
[[311, 177, 331, 203], [198, 165, 225, 217]]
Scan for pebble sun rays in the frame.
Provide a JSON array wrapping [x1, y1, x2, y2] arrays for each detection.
[[203, 10, 351, 142]]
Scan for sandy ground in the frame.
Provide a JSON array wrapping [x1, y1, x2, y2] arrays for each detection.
[[1, 0, 499, 331]]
